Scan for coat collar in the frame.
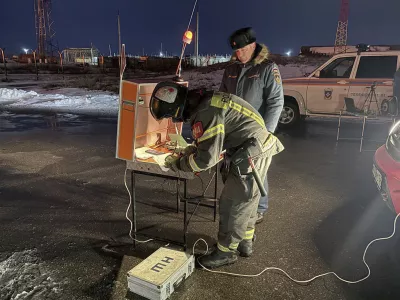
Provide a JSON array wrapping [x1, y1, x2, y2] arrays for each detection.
[[230, 43, 270, 65]]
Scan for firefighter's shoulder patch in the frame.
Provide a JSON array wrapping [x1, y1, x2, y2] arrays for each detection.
[[272, 67, 281, 85], [192, 122, 204, 139]]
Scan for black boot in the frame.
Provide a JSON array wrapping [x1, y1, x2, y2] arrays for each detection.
[[198, 248, 238, 269], [238, 234, 256, 257], [256, 212, 264, 224], [237, 239, 253, 257]]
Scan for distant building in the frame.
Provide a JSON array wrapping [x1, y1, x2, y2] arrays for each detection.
[[63, 47, 101, 65], [300, 45, 400, 56]]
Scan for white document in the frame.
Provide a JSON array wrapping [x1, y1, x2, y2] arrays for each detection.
[[135, 147, 172, 172]]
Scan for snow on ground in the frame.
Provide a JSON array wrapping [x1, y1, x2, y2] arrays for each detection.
[[0, 88, 119, 116], [176, 63, 318, 90], [0, 63, 318, 116], [0, 250, 65, 300]]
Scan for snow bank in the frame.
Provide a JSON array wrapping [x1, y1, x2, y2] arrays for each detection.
[[0, 89, 39, 99], [279, 64, 318, 78], [0, 250, 65, 300], [0, 63, 317, 116], [166, 63, 317, 90], [0, 88, 119, 116], [184, 69, 225, 90]]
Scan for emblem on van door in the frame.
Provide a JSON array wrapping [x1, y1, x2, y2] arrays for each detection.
[[324, 88, 333, 100]]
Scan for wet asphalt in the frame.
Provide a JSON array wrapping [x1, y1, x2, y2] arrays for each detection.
[[1, 112, 400, 300]]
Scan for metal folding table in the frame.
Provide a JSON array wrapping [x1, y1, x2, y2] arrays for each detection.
[[126, 160, 219, 250], [336, 111, 396, 152]]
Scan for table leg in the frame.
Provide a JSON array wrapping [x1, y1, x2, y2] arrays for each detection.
[[183, 179, 188, 251], [337, 111, 342, 141], [131, 171, 137, 249], [360, 116, 366, 152]]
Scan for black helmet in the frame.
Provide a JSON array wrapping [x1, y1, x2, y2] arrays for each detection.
[[229, 27, 256, 50], [150, 81, 188, 123]]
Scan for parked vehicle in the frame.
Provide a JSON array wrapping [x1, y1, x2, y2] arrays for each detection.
[[373, 120, 400, 214], [280, 46, 400, 127]]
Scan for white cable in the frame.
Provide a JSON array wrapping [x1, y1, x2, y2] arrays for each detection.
[[194, 213, 400, 284], [123, 161, 400, 284], [186, 0, 198, 32], [124, 167, 153, 243]]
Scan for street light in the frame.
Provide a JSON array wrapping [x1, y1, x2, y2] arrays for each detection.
[[0, 48, 8, 81], [58, 50, 65, 80], [32, 50, 39, 81], [23, 48, 29, 54], [174, 30, 193, 81]]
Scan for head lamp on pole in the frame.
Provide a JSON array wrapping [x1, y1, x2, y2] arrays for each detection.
[[174, 30, 193, 82]]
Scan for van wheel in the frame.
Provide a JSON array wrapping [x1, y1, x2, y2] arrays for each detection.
[[381, 99, 389, 116], [279, 102, 300, 128]]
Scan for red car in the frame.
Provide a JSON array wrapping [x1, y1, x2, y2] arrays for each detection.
[[373, 120, 400, 213]]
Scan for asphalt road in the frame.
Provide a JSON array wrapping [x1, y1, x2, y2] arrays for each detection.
[[1, 112, 400, 300]]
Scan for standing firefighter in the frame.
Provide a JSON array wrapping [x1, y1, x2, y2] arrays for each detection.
[[220, 27, 284, 224], [149, 81, 284, 268]]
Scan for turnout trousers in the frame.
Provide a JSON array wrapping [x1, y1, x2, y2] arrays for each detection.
[[217, 152, 272, 252]]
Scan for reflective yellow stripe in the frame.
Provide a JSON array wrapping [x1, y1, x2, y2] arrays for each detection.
[[198, 124, 225, 143], [229, 101, 242, 112], [189, 154, 202, 172], [210, 93, 265, 128], [242, 107, 265, 126], [217, 243, 232, 252], [263, 135, 277, 151], [210, 94, 229, 109], [229, 242, 239, 250], [244, 229, 255, 240], [228, 100, 265, 128]]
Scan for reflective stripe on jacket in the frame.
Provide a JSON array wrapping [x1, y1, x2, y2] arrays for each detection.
[[179, 92, 284, 173]]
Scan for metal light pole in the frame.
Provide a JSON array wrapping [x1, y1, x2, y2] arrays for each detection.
[[33, 50, 39, 80], [0, 48, 8, 81], [58, 50, 64, 80]]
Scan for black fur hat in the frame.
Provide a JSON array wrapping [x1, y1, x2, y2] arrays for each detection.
[[229, 27, 257, 50]]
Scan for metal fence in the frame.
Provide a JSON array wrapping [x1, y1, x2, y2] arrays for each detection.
[[186, 55, 231, 67]]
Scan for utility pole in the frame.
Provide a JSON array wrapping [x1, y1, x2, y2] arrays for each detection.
[[90, 42, 94, 65], [195, 8, 199, 66], [0, 48, 8, 81], [117, 12, 122, 59], [334, 0, 350, 54]]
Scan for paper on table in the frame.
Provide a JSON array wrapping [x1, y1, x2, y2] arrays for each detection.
[[134, 147, 154, 160], [135, 147, 172, 172]]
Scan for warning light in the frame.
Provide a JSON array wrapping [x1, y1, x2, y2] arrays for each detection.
[[183, 31, 193, 44]]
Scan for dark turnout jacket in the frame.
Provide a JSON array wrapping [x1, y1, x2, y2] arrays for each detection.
[[178, 91, 284, 173], [220, 44, 284, 133]]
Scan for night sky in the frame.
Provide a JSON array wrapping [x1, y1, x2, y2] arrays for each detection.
[[1, 0, 400, 56]]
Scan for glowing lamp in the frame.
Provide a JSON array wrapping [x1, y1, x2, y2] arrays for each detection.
[[183, 31, 193, 44]]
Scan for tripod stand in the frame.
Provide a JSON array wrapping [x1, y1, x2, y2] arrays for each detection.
[[361, 82, 381, 116]]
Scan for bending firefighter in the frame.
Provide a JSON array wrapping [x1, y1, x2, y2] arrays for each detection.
[[149, 81, 284, 268]]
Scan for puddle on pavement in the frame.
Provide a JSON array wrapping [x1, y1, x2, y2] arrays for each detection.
[[0, 112, 116, 133]]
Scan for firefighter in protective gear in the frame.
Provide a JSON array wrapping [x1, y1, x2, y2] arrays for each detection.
[[150, 81, 284, 269]]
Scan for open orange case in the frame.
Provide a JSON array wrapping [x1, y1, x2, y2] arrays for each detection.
[[115, 78, 189, 163]]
